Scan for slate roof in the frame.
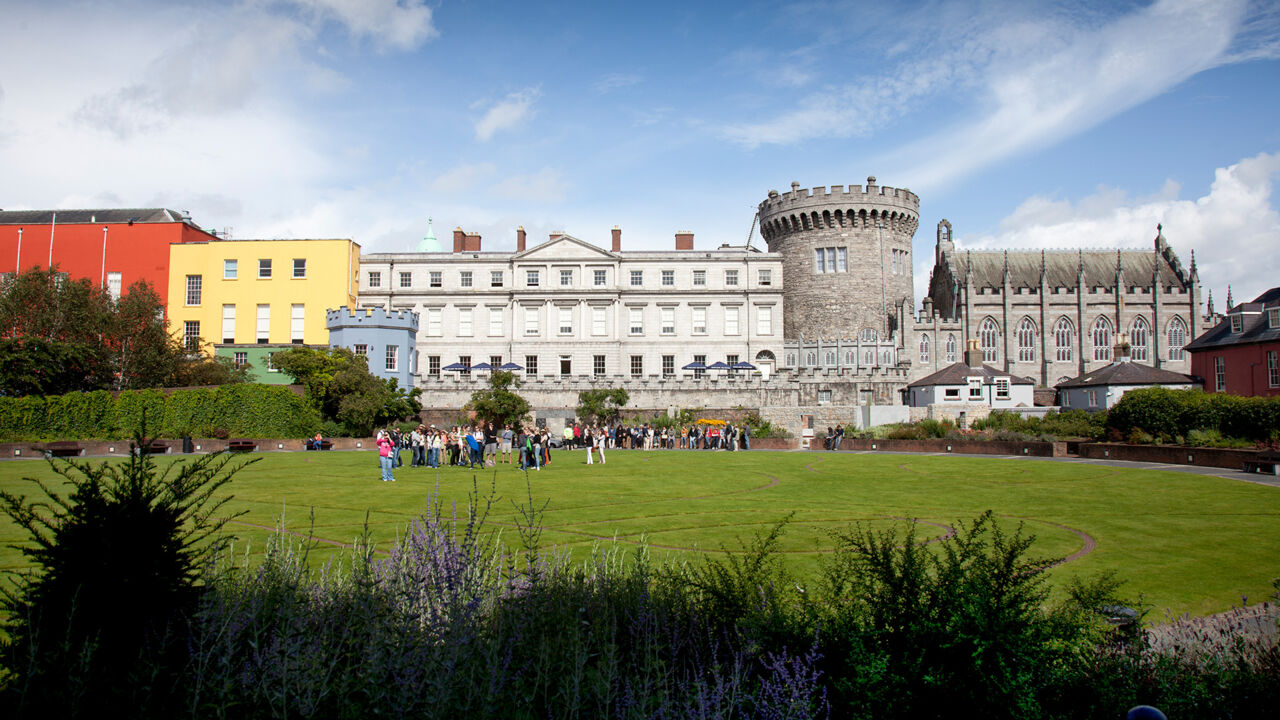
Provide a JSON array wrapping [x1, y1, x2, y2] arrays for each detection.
[[944, 248, 1188, 290], [0, 209, 194, 225], [907, 361, 1035, 388], [1055, 361, 1195, 389], [1185, 287, 1280, 351]]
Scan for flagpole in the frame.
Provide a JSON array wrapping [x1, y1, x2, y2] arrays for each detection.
[[48, 211, 56, 267]]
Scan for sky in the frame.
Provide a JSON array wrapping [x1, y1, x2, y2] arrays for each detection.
[[1, 0, 1278, 308]]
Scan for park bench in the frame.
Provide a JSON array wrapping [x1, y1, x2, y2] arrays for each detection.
[[145, 440, 170, 455], [1242, 450, 1280, 476], [227, 439, 257, 453], [43, 441, 83, 458]]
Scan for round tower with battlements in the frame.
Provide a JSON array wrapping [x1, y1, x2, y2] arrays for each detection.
[[757, 177, 919, 342]]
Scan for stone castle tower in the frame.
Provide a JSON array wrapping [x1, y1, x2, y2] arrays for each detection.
[[757, 178, 919, 342]]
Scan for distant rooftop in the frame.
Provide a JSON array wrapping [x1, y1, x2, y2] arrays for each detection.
[[0, 208, 200, 226]]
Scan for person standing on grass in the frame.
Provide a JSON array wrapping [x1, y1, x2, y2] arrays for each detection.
[[531, 428, 542, 471], [585, 425, 595, 464], [741, 423, 751, 450], [594, 425, 607, 464], [501, 424, 513, 464], [377, 429, 396, 483]]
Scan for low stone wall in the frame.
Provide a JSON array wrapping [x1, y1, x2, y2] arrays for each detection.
[[1, 436, 381, 459], [811, 437, 1064, 457], [1076, 443, 1260, 470]]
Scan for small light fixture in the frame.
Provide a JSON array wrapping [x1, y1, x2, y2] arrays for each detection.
[[277, 443, 284, 449], [946, 445, 952, 452], [871, 443, 878, 450], [356, 441, 363, 448], [195, 444, 202, 451], [108, 446, 115, 453], [13, 449, 19, 456]]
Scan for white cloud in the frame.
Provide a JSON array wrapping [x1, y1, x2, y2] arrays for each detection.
[[494, 168, 569, 204], [949, 152, 1280, 303], [475, 87, 540, 142], [595, 72, 642, 93], [287, 0, 438, 51]]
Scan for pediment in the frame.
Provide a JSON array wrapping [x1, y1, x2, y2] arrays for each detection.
[[514, 234, 616, 262]]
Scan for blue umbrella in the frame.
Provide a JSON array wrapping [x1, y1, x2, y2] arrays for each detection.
[[442, 362, 468, 371], [469, 362, 495, 371], [499, 362, 524, 371], [682, 361, 707, 370], [706, 361, 731, 370], [731, 361, 756, 370]]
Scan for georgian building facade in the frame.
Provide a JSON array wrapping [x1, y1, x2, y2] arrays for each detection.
[[357, 230, 785, 384]]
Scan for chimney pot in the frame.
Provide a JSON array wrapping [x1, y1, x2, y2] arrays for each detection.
[[453, 227, 465, 253], [516, 226, 527, 252], [611, 226, 622, 252]]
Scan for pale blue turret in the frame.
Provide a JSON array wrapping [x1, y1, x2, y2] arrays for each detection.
[[418, 217, 439, 252]]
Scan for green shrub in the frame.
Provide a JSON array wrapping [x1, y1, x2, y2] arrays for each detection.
[[1108, 388, 1280, 444]]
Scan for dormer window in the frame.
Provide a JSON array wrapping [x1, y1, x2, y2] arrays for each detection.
[[1270, 308, 1279, 329], [1230, 314, 1244, 333]]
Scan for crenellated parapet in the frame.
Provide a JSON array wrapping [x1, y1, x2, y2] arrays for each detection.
[[326, 306, 419, 332], [756, 177, 919, 242]]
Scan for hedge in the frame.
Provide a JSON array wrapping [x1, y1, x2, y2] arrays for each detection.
[[1106, 387, 1280, 442], [0, 385, 321, 441]]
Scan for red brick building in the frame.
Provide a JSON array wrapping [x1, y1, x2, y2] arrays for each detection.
[[1185, 287, 1280, 397], [0, 208, 219, 307]]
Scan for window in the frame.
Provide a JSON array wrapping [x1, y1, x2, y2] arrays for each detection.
[[221, 304, 235, 343], [183, 321, 200, 351], [630, 355, 643, 377], [630, 270, 643, 286], [725, 269, 738, 286], [725, 306, 739, 335], [186, 275, 202, 305], [489, 308, 503, 336], [290, 304, 304, 343], [106, 272, 122, 300], [459, 355, 471, 377], [1016, 318, 1036, 363], [420, 271, 436, 288], [460, 271, 472, 288], [256, 304, 270, 343], [919, 334, 930, 363], [815, 249, 825, 273], [491, 355, 503, 368], [995, 377, 1010, 400], [560, 357, 572, 376], [1168, 316, 1187, 360], [293, 258, 306, 278], [837, 247, 847, 272], [560, 269, 572, 286], [427, 307, 442, 336], [592, 306, 607, 336], [368, 271, 381, 288], [1131, 317, 1150, 362], [968, 377, 983, 399], [1087, 389, 1098, 408], [1054, 318, 1074, 362], [525, 355, 538, 376], [979, 318, 999, 363], [354, 344, 367, 356], [945, 333, 957, 363], [1267, 351, 1278, 388], [814, 247, 845, 274], [1092, 317, 1113, 362], [726, 354, 739, 374], [491, 271, 503, 287], [693, 270, 706, 286], [944, 388, 960, 400], [662, 355, 674, 376], [385, 345, 398, 372], [428, 355, 440, 376], [817, 389, 833, 404], [234, 351, 247, 366], [1214, 356, 1226, 392], [692, 307, 707, 334], [527, 269, 540, 287], [661, 307, 675, 334], [758, 269, 771, 286], [1268, 308, 1279, 329], [594, 269, 606, 286], [458, 308, 473, 336], [693, 353, 706, 379], [223, 259, 237, 280], [401, 271, 414, 288], [1230, 314, 1244, 333], [524, 307, 539, 336], [661, 269, 674, 286], [558, 307, 573, 335], [859, 328, 879, 342], [629, 308, 643, 335], [756, 306, 772, 335], [258, 259, 272, 279]]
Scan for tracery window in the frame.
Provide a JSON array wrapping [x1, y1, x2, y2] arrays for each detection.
[[1016, 317, 1037, 363], [1130, 317, 1150, 362], [979, 317, 999, 363], [1054, 318, 1074, 362], [919, 334, 930, 363], [1092, 316, 1113, 362], [945, 333, 957, 363], [1167, 316, 1187, 361]]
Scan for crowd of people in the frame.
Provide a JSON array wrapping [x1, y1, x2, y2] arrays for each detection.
[[372, 419, 754, 482]]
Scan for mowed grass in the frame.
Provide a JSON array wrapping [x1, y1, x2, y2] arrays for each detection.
[[1, 448, 1277, 617]]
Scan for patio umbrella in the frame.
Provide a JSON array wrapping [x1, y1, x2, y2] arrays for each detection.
[[731, 361, 756, 370], [706, 361, 731, 370], [469, 362, 495, 371], [442, 362, 469, 371], [499, 362, 524, 371], [681, 361, 707, 370]]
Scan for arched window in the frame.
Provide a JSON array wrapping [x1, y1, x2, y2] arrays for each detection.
[[1016, 318, 1037, 363], [806, 351, 816, 366], [859, 328, 879, 342], [945, 333, 957, 363], [881, 350, 892, 365], [863, 349, 875, 365], [919, 334, 930, 363], [1130, 317, 1150, 362], [1167, 316, 1187, 360], [825, 351, 835, 366], [786, 353, 796, 366], [1092, 316, 1113, 362], [845, 351, 855, 365], [979, 317, 1000, 363], [1054, 318, 1074, 362]]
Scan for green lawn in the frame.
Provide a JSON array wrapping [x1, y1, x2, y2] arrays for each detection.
[[1, 448, 1277, 617]]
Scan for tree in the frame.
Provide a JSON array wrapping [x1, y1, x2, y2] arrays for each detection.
[[271, 346, 421, 436], [576, 387, 630, 424], [0, 337, 111, 396], [465, 370, 531, 427]]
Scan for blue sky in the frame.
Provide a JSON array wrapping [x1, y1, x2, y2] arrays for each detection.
[[1, 0, 1278, 306]]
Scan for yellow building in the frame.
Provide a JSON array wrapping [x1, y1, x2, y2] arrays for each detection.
[[167, 238, 360, 382]]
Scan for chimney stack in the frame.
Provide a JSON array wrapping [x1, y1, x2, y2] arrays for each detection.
[[963, 339, 983, 368], [675, 231, 694, 250], [611, 225, 621, 252], [463, 232, 482, 252], [453, 227, 465, 253], [516, 226, 526, 252]]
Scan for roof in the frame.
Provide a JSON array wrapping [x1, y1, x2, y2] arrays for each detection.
[[907, 361, 1035, 388], [1185, 286, 1280, 351], [1055, 361, 1195, 389], [0, 208, 196, 226], [944, 247, 1188, 290]]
